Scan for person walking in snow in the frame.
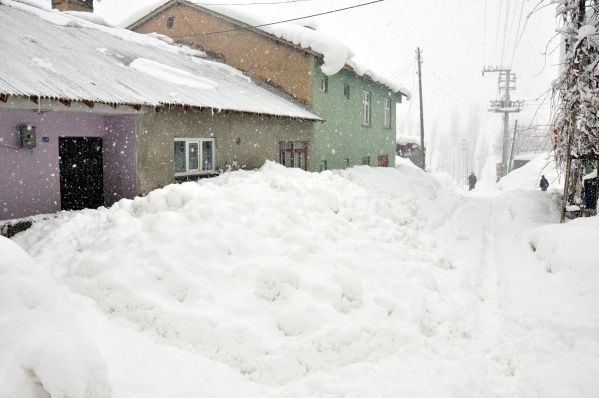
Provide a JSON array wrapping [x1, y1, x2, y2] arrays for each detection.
[[539, 175, 549, 192], [468, 172, 477, 191]]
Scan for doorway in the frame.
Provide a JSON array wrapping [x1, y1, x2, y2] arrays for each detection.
[[59, 137, 104, 211]]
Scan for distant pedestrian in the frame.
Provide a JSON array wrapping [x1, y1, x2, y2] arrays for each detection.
[[468, 172, 477, 191], [539, 175, 549, 192]]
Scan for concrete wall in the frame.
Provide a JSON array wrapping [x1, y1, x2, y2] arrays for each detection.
[[103, 115, 137, 206], [136, 107, 314, 195], [133, 3, 314, 104], [311, 62, 402, 171], [0, 109, 136, 220]]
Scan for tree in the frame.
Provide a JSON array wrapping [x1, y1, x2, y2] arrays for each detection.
[[553, 0, 599, 159], [552, 0, 599, 218]]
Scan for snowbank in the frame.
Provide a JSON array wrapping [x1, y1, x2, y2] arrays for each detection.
[[0, 237, 111, 398], [13, 164, 460, 392], [5, 163, 598, 397], [497, 152, 562, 191]]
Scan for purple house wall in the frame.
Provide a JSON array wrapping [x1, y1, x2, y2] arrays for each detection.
[[0, 109, 136, 221]]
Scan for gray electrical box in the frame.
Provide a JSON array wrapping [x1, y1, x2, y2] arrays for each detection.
[[17, 124, 36, 149]]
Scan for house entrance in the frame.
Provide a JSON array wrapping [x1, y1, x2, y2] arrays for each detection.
[[59, 137, 104, 211]]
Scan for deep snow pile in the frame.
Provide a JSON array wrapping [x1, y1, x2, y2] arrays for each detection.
[[4, 162, 599, 397], [497, 152, 562, 191], [0, 237, 111, 398]]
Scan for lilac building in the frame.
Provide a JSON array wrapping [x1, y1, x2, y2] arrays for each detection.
[[0, 2, 319, 221]]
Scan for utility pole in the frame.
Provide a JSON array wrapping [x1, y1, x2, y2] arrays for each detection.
[[416, 47, 425, 170], [507, 120, 518, 173], [482, 66, 524, 178], [462, 139, 469, 185]]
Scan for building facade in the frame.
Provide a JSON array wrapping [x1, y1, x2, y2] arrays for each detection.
[[0, 2, 319, 221], [129, 1, 406, 171]]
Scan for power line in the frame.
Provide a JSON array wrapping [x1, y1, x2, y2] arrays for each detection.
[[191, 0, 323, 5], [509, 0, 526, 67], [171, 0, 385, 37], [426, 65, 487, 98], [483, 0, 488, 65], [499, 0, 512, 66], [492, 0, 503, 63], [389, 59, 415, 79]]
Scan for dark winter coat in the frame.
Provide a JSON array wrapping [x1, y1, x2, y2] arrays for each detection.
[[468, 174, 477, 189], [539, 177, 549, 191]]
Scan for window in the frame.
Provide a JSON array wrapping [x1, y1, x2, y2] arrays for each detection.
[[320, 160, 328, 171], [167, 16, 176, 30], [362, 91, 371, 126], [383, 99, 391, 128], [362, 156, 371, 166], [344, 83, 350, 99], [320, 76, 328, 93], [174, 138, 215, 176], [378, 155, 389, 167], [279, 141, 308, 171]]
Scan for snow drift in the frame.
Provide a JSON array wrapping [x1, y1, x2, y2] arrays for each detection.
[[3, 163, 598, 397], [0, 237, 111, 398]]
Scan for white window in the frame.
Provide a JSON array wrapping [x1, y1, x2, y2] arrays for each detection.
[[279, 141, 308, 171], [362, 91, 371, 126], [174, 138, 215, 176], [383, 99, 391, 128]]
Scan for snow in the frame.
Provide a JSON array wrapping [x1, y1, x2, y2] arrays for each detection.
[[129, 58, 218, 90], [0, 237, 111, 398], [119, 0, 410, 96], [1, 162, 597, 396], [583, 169, 597, 181], [497, 152, 562, 191], [396, 134, 422, 146], [0, 0, 320, 120]]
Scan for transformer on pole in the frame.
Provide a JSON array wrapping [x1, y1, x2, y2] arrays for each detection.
[[482, 66, 524, 178]]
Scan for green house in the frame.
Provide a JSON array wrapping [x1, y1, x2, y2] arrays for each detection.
[[129, 0, 409, 171]]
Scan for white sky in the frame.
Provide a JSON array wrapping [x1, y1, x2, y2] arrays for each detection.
[[95, 0, 559, 177]]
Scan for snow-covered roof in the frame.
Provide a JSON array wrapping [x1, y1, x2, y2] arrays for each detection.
[[125, 0, 410, 98], [0, 0, 321, 120], [396, 135, 421, 146]]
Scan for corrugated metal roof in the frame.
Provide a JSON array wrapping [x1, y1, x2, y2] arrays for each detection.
[[0, 1, 321, 120]]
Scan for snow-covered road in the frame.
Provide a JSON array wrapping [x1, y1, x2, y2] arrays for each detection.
[[1, 161, 598, 397]]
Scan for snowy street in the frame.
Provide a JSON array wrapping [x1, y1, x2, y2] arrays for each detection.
[[2, 160, 597, 397]]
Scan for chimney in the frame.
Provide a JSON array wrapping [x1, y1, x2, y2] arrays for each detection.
[[51, 0, 93, 12]]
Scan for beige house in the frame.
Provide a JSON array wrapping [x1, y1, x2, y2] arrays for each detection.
[[127, 0, 408, 172], [0, 1, 319, 223]]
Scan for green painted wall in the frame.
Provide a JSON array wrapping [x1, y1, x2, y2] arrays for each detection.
[[310, 59, 403, 171]]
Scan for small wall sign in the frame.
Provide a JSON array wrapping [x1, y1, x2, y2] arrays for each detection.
[[42, 136, 49, 143]]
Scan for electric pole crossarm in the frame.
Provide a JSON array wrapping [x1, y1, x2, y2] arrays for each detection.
[[482, 65, 524, 178]]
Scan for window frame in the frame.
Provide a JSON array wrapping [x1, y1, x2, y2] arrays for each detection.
[[344, 83, 350, 99], [174, 137, 216, 177], [362, 90, 371, 126], [320, 76, 329, 94], [167, 16, 176, 30], [279, 140, 309, 171], [383, 98, 391, 129], [377, 154, 389, 167]]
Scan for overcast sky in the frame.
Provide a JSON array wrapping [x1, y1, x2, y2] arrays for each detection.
[[95, 0, 558, 177]]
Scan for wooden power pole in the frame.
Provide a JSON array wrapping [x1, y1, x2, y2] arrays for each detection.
[[416, 47, 425, 170]]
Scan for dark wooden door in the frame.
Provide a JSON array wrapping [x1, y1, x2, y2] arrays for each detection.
[[59, 137, 104, 211]]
